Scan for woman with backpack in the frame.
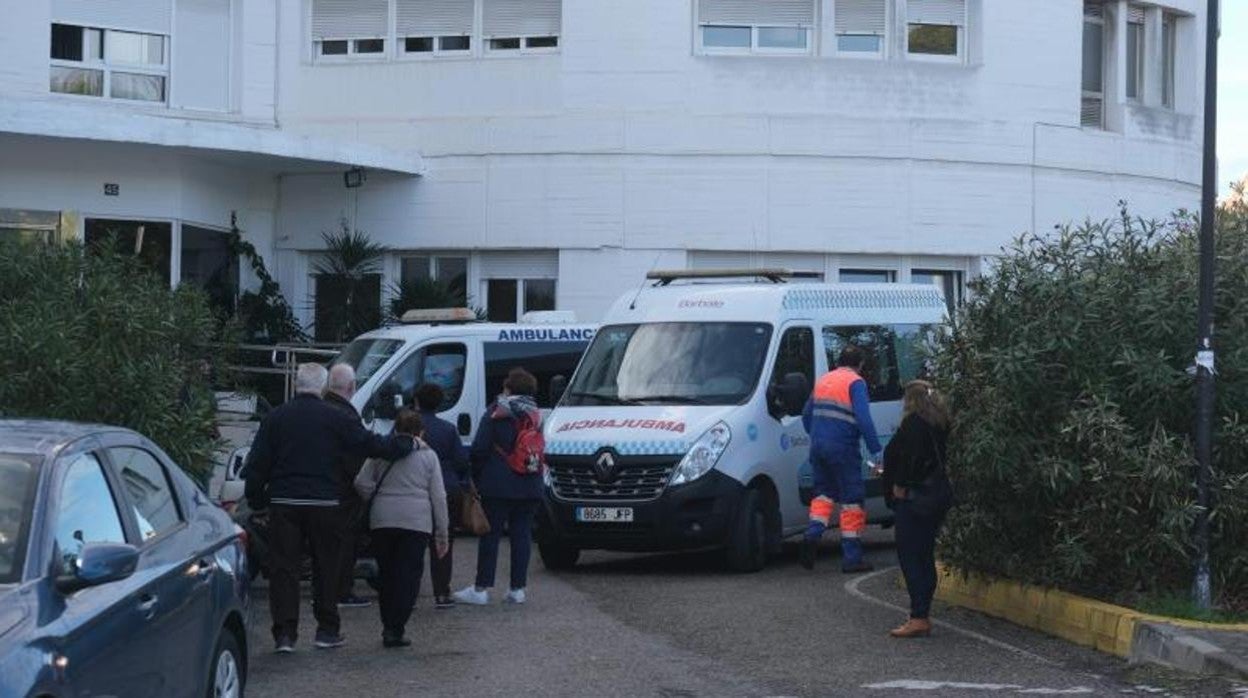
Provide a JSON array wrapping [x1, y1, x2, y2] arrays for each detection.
[[881, 380, 953, 639], [354, 409, 449, 647], [454, 367, 545, 606]]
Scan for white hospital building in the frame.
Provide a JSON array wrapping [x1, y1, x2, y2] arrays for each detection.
[[0, 0, 1210, 334]]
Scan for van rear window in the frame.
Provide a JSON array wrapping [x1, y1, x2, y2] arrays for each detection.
[[483, 341, 588, 408]]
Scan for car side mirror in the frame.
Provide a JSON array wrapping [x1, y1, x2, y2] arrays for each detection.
[[56, 543, 140, 594], [549, 375, 568, 405]]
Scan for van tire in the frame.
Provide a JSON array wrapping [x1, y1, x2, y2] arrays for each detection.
[[538, 538, 581, 570], [725, 488, 768, 573]]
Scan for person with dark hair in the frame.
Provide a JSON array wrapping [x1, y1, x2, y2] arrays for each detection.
[[354, 409, 449, 648], [882, 380, 953, 638], [414, 382, 470, 609], [798, 344, 883, 573], [454, 367, 544, 606]]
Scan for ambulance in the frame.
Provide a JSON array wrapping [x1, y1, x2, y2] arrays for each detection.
[[536, 270, 947, 572]]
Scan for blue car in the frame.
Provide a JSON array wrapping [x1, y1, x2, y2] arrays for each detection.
[[0, 420, 250, 698]]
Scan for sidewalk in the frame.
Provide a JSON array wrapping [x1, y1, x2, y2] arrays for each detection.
[[1132, 622, 1248, 681]]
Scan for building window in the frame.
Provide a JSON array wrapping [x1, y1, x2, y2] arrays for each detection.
[[398, 0, 475, 57], [85, 219, 173, 285], [50, 24, 167, 102], [486, 36, 558, 52], [835, 0, 887, 57], [1126, 5, 1145, 101], [311, 0, 388, 60], [1082, 2, 1105, 128], [1162, 13, 1177, 109], [403, 35, 472, 54], [181, 225, 239, 318], [398, 254, 468, 305], [911, 269, 963, 316], [486, 279, 556, 322], [483, 0, 562, 54], [840, 269, 896, 283], [316, 38, 388, 58], [697, 0, 815, 55], [906, 0, 965, 60]]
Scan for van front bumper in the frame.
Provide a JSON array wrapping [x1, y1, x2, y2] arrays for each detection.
[[538, 471, 746, 553]]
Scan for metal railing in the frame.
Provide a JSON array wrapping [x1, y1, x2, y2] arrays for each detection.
[[224, 343, 344, 404]]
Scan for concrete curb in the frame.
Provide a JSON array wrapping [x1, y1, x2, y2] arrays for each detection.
[[932, 564, 1248, 680]]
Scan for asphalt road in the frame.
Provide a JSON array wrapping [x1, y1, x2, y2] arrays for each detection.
[[245, 529, 1244, 697]]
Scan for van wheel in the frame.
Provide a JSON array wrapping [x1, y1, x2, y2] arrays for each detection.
[[538, 538, 581, 570], [206, 628, 245, 698], [725, 488, 768, 573]]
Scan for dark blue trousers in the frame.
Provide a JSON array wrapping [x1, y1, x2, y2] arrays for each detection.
[[894, 500, 945, 619], [475, 497, 538, 590]]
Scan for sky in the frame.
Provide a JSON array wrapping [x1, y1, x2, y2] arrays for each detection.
[[1219, 3, 1248, 197]]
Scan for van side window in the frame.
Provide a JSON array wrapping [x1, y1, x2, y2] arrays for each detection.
[[383, 343, 467, 411], [822, 325, 930, 402], [483, 340, 588, 409], [770, 327, 815, 391]]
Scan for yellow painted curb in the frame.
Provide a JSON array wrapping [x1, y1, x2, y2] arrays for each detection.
[[932, 564, 1248, 658]]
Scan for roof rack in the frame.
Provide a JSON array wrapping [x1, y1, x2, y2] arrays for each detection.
[[399, 307, 480, 325], [646, 268, 824, 286]]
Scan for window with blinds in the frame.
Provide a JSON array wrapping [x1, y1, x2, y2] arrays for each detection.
[[398, 0, 474, 54], [697, 0, 816, 55], [906, 0, 965, 59], [1125, 4, 1145, 100], [312, 0, 388, 58], [483, 0, 561, 52], [834, 0, 886, 56], [1081, 2, 1105, 128]]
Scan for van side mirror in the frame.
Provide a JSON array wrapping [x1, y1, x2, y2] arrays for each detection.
[[768, 372, 810, 419], [56, 543, 140, 594], [549, 375, 568, 405]]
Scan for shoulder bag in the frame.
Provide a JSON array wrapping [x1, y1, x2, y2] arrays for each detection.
[[909, 428, 955, 518], [461, 483, 492, 536]]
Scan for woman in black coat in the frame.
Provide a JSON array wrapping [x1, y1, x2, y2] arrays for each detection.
[[881, 380, 952, 638]]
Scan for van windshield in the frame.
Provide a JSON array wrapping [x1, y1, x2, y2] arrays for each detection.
[[332, 338, 405, 386], [564, 323, 773, 407]]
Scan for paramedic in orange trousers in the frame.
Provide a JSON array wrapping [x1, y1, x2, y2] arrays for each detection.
[[799, 344, 883, 573]]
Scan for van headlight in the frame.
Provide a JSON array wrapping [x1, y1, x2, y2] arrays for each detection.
[[669, 422, 731, 487]]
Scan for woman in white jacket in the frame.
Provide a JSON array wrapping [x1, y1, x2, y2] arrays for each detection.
[[355, 410, 449, 648]]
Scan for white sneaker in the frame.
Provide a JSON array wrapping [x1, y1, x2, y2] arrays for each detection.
[[452, 586, 489, 606], [505, 588, 526, 605]]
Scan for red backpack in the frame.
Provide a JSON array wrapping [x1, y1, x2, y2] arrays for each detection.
[[499, 413, 546, 475]]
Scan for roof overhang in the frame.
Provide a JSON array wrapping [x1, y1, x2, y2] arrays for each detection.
[[0, 99, 424, 176]]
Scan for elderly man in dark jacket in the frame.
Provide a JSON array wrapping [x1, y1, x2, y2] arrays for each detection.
[[323, 364, 372, 609], [415, 382, 470, 608], [245, 363, 413, 653]]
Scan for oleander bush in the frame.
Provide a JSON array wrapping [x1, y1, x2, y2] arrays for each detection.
[[935, 198, 1248, 613], [0, 238, 223, 481]]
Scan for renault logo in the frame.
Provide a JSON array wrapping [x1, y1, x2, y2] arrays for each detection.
[[593, 451, 618, 483]]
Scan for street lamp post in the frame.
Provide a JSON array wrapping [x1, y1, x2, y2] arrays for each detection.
[[1193, 0, 1220, 611]]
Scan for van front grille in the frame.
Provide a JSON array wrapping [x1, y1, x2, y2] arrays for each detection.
[[547, 454, 679, 503]]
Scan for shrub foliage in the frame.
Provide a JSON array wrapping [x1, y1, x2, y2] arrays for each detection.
[[0, 239, 222, 481], [936, 203, 1248, 612]]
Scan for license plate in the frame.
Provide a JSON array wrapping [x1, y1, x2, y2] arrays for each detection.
[[576, 507, 634, 523]]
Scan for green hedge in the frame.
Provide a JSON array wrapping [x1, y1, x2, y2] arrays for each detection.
[[935, 204, 1248, 612], [0, 239, 222, 481]]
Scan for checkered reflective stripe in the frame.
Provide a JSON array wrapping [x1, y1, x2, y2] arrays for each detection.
[[781, 288, 946, 311], [546, 439, 690, 457]]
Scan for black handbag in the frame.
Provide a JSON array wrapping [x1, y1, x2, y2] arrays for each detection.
[[908, 429, 954, 518]]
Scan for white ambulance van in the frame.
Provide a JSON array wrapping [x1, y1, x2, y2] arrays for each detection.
[[537, 270, 946, 572], [330, 309, 597, 438]]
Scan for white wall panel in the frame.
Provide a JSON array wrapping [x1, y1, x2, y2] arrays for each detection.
[[53, 0, 171, 33], [173, 0, 232, 112]]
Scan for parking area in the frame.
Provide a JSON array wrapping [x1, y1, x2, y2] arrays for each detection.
[[244, 530, 1241, 697]]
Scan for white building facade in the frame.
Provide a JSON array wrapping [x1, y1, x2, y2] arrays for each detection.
[[0, 0, 1208, 332]]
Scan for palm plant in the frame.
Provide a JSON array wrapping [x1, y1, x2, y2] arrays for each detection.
[[312, 222, 387, 342]]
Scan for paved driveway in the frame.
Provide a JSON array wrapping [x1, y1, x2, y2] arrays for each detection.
[[246, 529, 1242, 697]]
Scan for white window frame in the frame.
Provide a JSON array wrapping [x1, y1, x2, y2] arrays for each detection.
[[904, 22, 965, 64], [833, 0, 889, 59], [1082, 3, 1106, 129], [483, 34, 560, 55], [1125, 7, 1145, 102], [398, 34, 473, 59], [697, 24, 814, 56], [314, 37, 388, 62], [838, 267, 898, 283], [483, 277, 558, 320], [1161, 13, 1177, 109], [50, 23, 169, 105]]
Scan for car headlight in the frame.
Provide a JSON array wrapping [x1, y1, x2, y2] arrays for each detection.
[[670, 422, 731, 487]]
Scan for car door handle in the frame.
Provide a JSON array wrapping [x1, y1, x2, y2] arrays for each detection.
[[191, 558, 217, 579], [137, 594, 159, 619]]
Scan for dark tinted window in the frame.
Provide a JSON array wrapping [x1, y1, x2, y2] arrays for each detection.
[[54, 453, 126, 572], [770, 326, 815, 390], [51, 23, 84, 61], [0, 455, 38, 584], [822, 325, 931, 402], [405, 37, 433, 52], [109, 447, 181, 541], [484, 340, 588, 409]]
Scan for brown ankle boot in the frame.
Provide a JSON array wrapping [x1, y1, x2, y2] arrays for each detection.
[[889, 618, 932, 638]]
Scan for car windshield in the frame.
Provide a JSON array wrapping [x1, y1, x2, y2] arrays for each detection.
[[0, 454, 38, 584], [564, 323, 773, 407], [331, 338, 405, 386]]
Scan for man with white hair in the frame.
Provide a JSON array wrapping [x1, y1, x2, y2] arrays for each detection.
[[246, 362, 413, 653], [322, 363, 370, 609]]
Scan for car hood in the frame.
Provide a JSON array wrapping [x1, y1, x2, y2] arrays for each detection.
[[545, 406, 731, 457]]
